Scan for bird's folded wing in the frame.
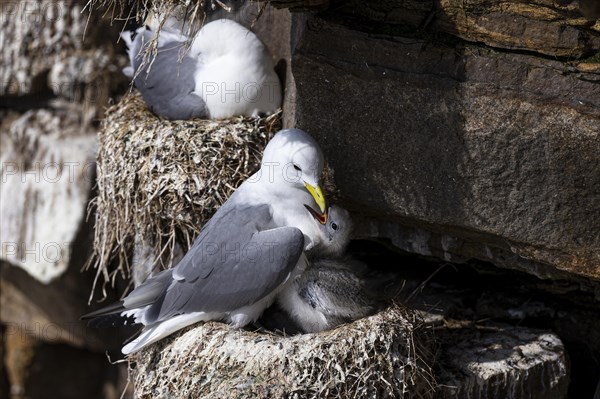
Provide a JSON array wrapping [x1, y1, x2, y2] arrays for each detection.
[[145, 202, 304, 322], [128, 28, 208, 120], [122, 269, 173, 309]]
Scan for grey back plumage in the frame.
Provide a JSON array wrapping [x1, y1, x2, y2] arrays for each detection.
[[130, 29, 208, 120], [140, 193, 304, 323], [124, 268, 173, 309]]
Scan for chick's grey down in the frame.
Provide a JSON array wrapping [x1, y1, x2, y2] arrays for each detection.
[[274, 206, 402, 333]]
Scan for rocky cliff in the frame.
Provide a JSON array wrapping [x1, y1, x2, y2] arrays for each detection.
[[0, 1, 129, 397], [2, 0, 599, 398], [284, 0, 600, 284]]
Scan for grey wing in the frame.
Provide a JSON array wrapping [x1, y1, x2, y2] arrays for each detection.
[[132, 33, 207, 120], [144, 202, 305, 323], [123, 268, 173, 309]]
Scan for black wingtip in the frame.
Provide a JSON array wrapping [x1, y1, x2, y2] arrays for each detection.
[[81, 301, 140, 328], [87, 313, 138, 329], [80, 301, 126, 320]]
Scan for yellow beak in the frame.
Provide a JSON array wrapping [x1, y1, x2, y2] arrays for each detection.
[[304, 182, 326, 214]]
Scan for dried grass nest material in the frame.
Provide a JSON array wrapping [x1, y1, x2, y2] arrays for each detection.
[[87, 0, 208, 24], [89, 91, 282, 298], [86, 0, 237, 40], [130, 304, 436, 399]]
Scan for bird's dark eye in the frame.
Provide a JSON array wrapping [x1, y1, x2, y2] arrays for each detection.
[[331, 222, 339, 231], [293, 164, 301, 171]]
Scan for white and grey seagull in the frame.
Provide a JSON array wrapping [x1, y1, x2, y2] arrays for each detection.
[[122, 18, 282, 120], [83, 128, 327, 354]]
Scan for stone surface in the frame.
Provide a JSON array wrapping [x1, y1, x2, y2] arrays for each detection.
[[0, 267, 111, 351], [0, 109, 97, 283], [0, 0, 123, 95], [0, 1, 130, 396], [264, 0, 329, 12], [3, 326, 35, 399], [392, 260, 572, 398], [353, 239, 599, 397], [436, 325, 569, 399], [289, 16, 600, 281], [1, 328, 126, 399], [0, 326, 8, 399], [332, 0, 600, 57], [0, 111, 128, 348], [0, 252, 132, 392]]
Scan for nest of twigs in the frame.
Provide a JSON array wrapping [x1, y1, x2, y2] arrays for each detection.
[[88, 91, 281, 299], [86, 0, 208, 29], [130, 304, 436, 398], [85, 0, 267, 39]]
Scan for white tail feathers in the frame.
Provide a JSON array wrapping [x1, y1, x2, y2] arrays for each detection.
[[122, 311, 219, 355]]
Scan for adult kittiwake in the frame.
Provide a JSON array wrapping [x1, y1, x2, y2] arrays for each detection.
[[274, 206, 402, 333], [82, 128, 327, 354], [121, 18, 282, 120]]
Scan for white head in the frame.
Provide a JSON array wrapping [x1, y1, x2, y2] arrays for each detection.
[[259, 129, 326, 214]]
